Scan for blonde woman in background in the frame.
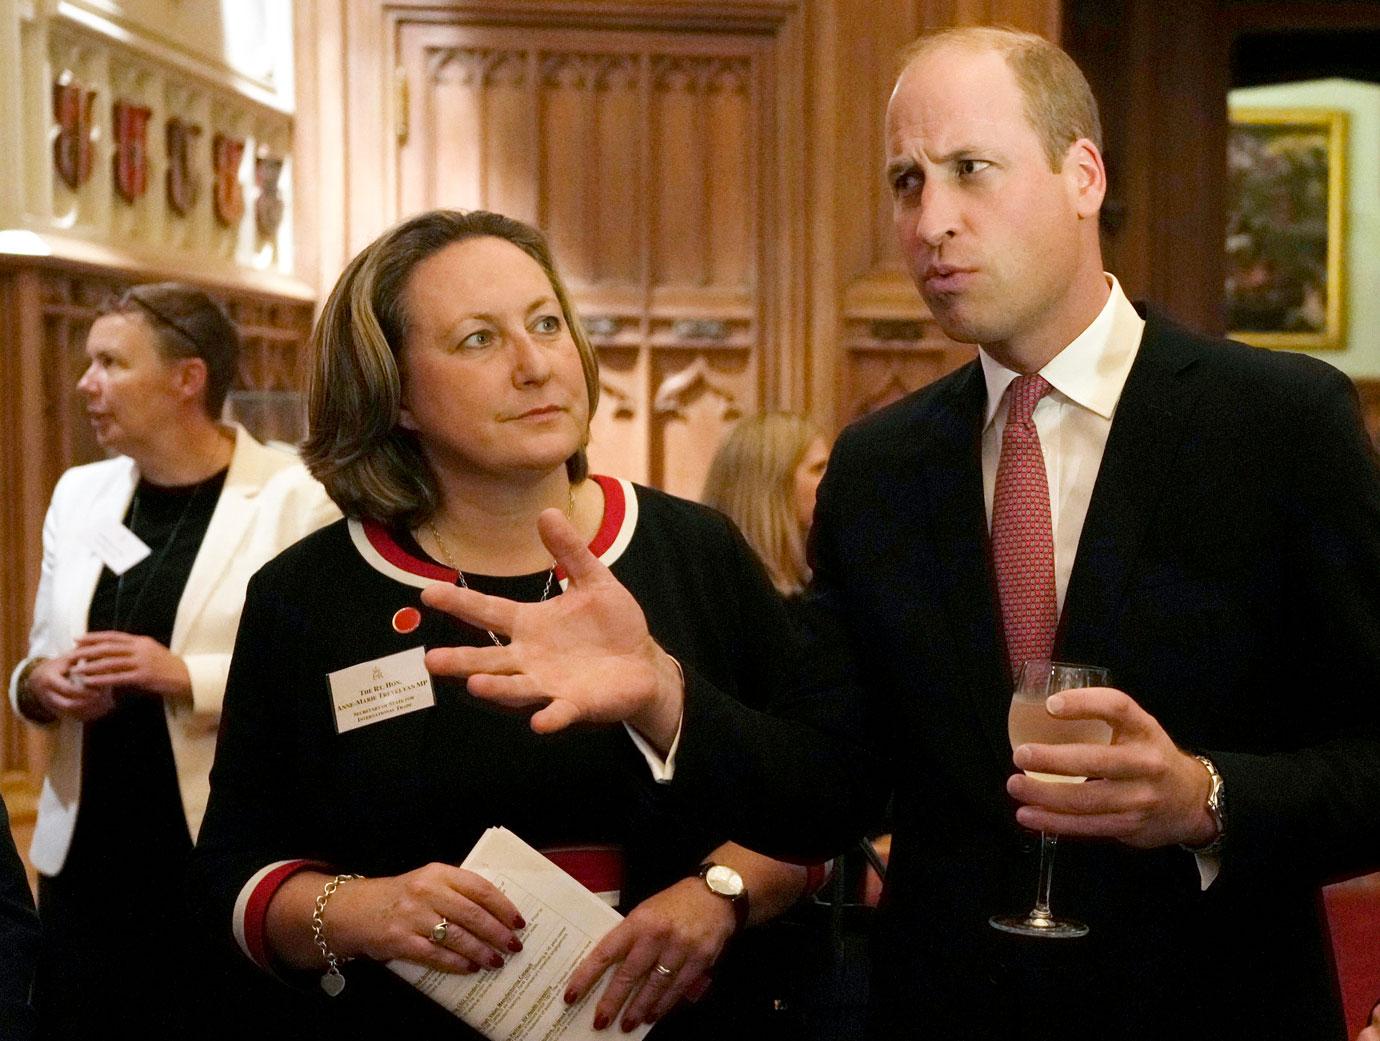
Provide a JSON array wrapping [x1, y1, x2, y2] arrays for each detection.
[[702, 413, 830, 607]]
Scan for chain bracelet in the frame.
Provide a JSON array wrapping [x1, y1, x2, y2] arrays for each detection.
[[312, 873, 364, 997]]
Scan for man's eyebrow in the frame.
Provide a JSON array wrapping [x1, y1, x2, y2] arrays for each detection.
[[885, 157, 917, 182], [885, 146, 990, 183]]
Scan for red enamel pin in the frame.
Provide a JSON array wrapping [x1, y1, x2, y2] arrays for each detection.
[[392, 606, 421, 634]]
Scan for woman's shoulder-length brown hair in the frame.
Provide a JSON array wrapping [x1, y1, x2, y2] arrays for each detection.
[[301, 209, 601, 528]]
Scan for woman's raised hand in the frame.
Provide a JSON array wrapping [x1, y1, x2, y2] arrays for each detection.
[[423, 509, 684, 751]]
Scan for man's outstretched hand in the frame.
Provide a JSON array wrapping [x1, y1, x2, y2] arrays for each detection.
[[422, 509, 685, 752]]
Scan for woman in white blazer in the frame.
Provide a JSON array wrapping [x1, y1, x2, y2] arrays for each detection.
[[7, 283, 338, 1039]]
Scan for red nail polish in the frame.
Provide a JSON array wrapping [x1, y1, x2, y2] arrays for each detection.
[[593, 1014, 609, 1030], [622, 1019, 638, 1033], [564, 988, 578, 1005], [513, 915, 526, 929], [508, 937, 524, 952], [489, 953, 505, 969]]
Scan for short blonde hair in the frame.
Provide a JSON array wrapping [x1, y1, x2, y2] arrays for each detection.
[[301, 210, 600, 527], [701, 413, 822, 597], [899, 26, 1102, 171]]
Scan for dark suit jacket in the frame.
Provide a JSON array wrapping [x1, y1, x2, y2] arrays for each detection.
[[678, 308, 1380, 1040]]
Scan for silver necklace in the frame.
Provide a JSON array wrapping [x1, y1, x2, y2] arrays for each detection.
[[424, 494, 571, 646]]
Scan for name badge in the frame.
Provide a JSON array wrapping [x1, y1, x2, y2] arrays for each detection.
[[90, 518, 152, 576], [328, 646, 436, 734]]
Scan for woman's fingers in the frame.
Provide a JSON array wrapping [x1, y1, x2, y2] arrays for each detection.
[[564, 920, 632, 1003], [620, 952, 690, 1029], [422, 582, 518, 636], [592, 930, 666, 1030], [537, 508, 603, 585], [46, 687, 114, 721], [336, 865, 525, 975]]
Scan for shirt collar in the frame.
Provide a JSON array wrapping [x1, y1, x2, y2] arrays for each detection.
[[980, 275, 1144, 429]]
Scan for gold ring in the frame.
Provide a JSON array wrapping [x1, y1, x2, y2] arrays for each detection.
[[653, 963, 673, 978], [430, 918, 449, 944]]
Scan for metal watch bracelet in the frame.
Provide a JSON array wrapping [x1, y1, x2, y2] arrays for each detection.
[[1181, 754, 1226, 856]]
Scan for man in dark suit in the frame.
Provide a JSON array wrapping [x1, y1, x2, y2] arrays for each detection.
[[425, 26, 1380, 1041]]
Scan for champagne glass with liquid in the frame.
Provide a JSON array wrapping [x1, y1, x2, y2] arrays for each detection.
[[990, 659, 1111, 939]]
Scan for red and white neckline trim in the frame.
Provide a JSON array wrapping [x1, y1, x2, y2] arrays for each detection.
[[347, 474, 638, 590]]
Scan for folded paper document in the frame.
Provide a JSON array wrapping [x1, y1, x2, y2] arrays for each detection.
[[389, 827, 652, 1041]]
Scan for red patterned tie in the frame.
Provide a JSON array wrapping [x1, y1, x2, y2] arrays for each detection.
[[992, 374, 1057, 679]]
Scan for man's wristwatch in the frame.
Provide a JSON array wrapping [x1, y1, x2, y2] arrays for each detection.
[[696, 862, 749, 933], [1182, 754, 1226, 856]]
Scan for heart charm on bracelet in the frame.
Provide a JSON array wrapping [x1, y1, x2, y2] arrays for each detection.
[[321, 969, 346, 997]]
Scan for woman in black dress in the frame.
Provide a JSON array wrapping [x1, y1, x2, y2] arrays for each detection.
[[196, 210, 820, 1039]]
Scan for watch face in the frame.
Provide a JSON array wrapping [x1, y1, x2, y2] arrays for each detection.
[[703, 864, 744, 899]]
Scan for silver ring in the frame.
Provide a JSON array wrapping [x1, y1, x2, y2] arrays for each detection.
[[653, 963, 673, 978], [430, 918, 449, 944]]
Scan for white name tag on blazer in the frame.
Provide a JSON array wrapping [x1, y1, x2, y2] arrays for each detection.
[[90, 519, 152, 575], [328, 646, 436, 734]]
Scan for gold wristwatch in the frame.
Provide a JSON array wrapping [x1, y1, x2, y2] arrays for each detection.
[[1182, 754, 1226, 856], [696, 863, 749, 933]]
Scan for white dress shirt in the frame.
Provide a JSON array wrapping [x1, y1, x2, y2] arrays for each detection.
[[979, 275, 1145, 615]]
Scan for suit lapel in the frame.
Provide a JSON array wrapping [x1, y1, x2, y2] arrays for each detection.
[[915, 364, 1014, 763], [170, 429, 267, 652], [1057, 314, 1205, 666], [62, 462, 138, 639]]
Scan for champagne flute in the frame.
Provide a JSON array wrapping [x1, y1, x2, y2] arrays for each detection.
[[990, 659, 1111, 939]]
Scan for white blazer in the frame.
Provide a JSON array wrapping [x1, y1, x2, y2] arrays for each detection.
[[8, 425, 340, 876]]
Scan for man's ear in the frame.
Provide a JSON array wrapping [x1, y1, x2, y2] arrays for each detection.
[[1064, 137, 1107, 220], [176, 356, 210, 408]]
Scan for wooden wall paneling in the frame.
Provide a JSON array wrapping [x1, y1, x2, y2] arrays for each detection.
[[224, 295, 316, 445], [707, 57, 755, 289], [650, 346, 751, 498], [1353, 379, 1380, 448], [292, 0, 348, 300], [586, 345, 648, 484], [1064, 0, 1228, 335], [0, 268, 47, 792], [649, 56, 711, 288], [489, 51, 539, 223], [757, 4, 808, 416], [539, 53, 597, 281], [587, 56, 642, 289], [344, 0, 393, 259]]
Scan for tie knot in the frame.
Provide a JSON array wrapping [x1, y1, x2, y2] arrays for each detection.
[[1006, 374, 1053, 426]]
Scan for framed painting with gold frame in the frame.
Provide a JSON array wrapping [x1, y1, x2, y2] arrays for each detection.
[[1226, 107, 1347, 350]]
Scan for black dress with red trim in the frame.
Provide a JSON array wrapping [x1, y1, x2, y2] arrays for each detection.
[[194, 476, 809, 1038]]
